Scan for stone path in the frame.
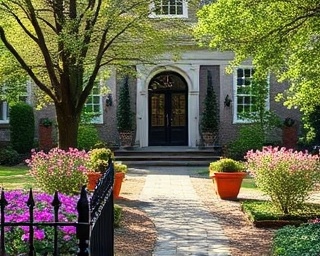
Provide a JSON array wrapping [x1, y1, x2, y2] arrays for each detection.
[[139, 172, 231, 256]]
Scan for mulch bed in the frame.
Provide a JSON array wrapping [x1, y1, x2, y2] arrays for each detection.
[[114, 204, 156, 255]]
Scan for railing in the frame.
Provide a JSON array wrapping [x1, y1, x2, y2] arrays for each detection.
[[89, 161, 114, 256], [0, 161, 114, 256]]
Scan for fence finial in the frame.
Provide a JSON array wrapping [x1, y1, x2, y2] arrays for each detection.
[[77, 185, 89, 256]]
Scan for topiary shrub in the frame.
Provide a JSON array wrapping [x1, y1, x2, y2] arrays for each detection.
[[0, 146, 20, 166], [200, 70, 219, 135], [10, 102, 35, 154], [26, 148, 89, 195], [245, 146, 320, 214], [116, 75, 134, 133], [225, 124, 265, 160]]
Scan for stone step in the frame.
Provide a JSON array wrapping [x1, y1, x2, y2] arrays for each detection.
[[113, 146, 222, 167]]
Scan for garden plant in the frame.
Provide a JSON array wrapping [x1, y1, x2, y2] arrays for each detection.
[[272, 221, 320, 256], [3, 190, 78, 255], [26, 148, 90, 195], [245, 146, 320, 214]]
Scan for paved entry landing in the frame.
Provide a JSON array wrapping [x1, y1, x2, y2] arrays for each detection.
[[139, 174, 231, 256]]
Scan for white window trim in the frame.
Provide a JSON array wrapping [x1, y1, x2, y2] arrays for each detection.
[[0, 101, 9, 124], [149, 0, 188, 19], [232, 66, 270, 124], [0, 82, 31, 124], [84, 80, 103, 124]]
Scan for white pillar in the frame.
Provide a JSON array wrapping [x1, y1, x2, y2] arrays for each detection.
[[136, 65, 149, 147], [187, 64, 200, 147]]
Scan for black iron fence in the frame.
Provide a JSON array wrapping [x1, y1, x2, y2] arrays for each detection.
[[0, 162, 114, 256]]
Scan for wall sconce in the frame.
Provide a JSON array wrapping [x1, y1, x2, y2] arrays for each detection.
[[224, 94, 232, 107], [105, 93, 113, 107]]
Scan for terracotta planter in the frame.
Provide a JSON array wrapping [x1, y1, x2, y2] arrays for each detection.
[[211, 172, 247, 200], [119, 131, 133, 147], [87, 172, 102, 191], [39, 125, 53, 151], [282, 126, 298, 149], [114, 172, 125, 199], [202, 132, 216, 147]]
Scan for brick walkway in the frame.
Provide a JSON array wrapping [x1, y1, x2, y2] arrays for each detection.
[[138, 168, 231, 256]]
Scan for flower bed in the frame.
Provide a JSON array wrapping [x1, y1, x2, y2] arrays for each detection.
[[3, 190, 78, 255]]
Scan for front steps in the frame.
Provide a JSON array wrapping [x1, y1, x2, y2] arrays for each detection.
[[113, 146, 222, 167]]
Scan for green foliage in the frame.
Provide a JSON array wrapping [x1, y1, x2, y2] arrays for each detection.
[[9, 102, 35, 154], [245, 147, 320, 214], [114, 204, 122, 228], [301, 106, 320, 145], [0, 0, 194, 148], [200, 70, 219, 134], [116, 76, 134, 132], [0, 146, 20, 166], [225, 124, 265, 160], [77, 124, 101, 151], [39, 117, 53, 127], [26, 148, 89, 195], [209, 158, 244, 175], [88, 148, 114, 174], [272, 224, 320, 256], [194, 1, 320, 137], [114, 162, 128, 174]]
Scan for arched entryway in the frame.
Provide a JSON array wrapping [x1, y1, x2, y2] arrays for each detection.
[[148, 71, 188, 146]]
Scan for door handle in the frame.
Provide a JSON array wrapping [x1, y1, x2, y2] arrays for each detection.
[[166, 114, 169, 127]]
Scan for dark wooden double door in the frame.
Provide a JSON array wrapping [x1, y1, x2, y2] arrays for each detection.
[[148, 72, 188, 146]]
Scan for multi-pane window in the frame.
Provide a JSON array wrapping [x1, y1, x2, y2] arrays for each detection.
[[151, 0, 188, 18], [83, 81, 103, 124], [0, 83, 30, 124], [0, 101, 9, 124], [233, 67, 269, 122]]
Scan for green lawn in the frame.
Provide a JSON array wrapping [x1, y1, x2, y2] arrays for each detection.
[[0, 165, 35, 190]]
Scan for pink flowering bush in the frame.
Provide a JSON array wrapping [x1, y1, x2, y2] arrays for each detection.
[[3, 190, 77, 255], [26, 148, 90, 195], [245, 146, 320, 214]]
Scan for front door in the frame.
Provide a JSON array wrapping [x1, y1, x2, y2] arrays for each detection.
[[148, 72, 188, 146]]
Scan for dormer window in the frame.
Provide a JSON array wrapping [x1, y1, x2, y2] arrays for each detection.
[[150, 0, 188, 18]]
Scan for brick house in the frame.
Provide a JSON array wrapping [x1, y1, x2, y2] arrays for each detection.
[[0, 1, 300, 149]]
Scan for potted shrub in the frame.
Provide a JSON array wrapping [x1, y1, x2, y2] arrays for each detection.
[[114, 162, 128, 199], [116, 75, 134, 148], [87, 148, 114, 191], [200, 70, 219, 146], [209, 158, 247, 200]]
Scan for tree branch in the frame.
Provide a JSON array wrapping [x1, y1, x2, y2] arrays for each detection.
[[24, 0, 60, 90], [0, 26, 56, 101], [0, 2, 39, 43]]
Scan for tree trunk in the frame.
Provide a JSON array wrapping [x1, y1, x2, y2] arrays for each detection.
[[55, 103, 81, 149]]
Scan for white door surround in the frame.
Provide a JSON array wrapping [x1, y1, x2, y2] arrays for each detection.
[[136, 64, 201, 147]]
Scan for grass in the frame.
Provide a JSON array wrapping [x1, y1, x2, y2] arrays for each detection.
[[0, 165, 35, 190]]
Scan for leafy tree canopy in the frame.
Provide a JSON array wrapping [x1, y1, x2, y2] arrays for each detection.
[[195, 0, 320, 116], [0, 0, 197, 148]]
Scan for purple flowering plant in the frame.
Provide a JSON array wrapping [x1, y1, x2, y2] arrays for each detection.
[[245, 146, 320, 214], [3, 190, 78, 255], [26, 148, 90, 195]]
